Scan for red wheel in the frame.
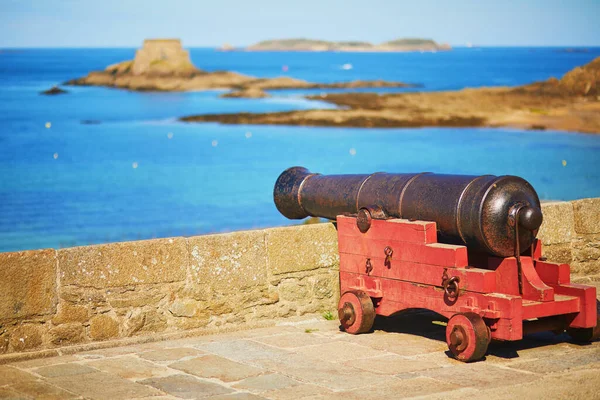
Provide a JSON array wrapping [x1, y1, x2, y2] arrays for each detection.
[[446, 312, 490, 362], [338, 290, 375, 334]]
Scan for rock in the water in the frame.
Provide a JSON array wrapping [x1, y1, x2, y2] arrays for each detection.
[[131, 39, 199, 76], [40, 86, 68, 95], [220, 88, 271, 98]]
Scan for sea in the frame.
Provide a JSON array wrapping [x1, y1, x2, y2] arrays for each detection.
[[1, 47, 600, 252]]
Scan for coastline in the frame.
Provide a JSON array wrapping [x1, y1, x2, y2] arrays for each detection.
[[180, 57, 600, 135], [179, 88, 600, 134]]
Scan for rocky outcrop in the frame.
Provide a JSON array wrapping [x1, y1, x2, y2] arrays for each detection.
[[40, 86, 68, 95], [181, 57, 600, 134], [66, 39, 254, 91], [247, 38, 451, 52], [220, 88, 270, 98], [559, 56, 600, 97]]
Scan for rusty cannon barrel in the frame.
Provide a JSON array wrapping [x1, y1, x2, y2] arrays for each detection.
[[273, 167, 543, 257]]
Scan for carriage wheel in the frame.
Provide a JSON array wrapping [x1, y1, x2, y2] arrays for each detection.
[[446, 312, 491, 362], [337, 290, 375, 334]]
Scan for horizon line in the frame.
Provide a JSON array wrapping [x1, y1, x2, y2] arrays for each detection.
[[2, 44, 600, 50]]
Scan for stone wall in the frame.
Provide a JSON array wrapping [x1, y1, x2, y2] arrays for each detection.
[[538, 198, 600, 275], [0, 197, 598, 357], [0, 224, 339, 356]]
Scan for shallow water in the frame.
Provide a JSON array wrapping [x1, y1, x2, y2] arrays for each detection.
[[1, 47, 599, 251]]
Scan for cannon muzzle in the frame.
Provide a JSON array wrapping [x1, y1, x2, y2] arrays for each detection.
[[273, 167, 543, 257]]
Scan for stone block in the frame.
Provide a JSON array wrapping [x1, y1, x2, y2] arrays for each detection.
[[9, 324, 43, 352], [542, 243, 573, 264], [0, 249, 57, 321], [123, 308, 146, 336], [266, 223, 339, 275], [52, 302, 89, 325], [59, 286, 106, 305], [277, 279, 311, 302], [571, 234, 600, 275], [538, 202, 574, 245], [188, 230, 268, 294], [89, 314, 119, 340], [169, 299, 202, 317], [48, 323, 84, 346], [573, 198, 600, 234], [310, 272, 339, 300], [107, 286, 168, 308], [138, 309, 168, 333], [58, 237, 188, 289]]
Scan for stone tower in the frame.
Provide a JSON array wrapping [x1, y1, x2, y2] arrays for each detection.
[[131, 39, 199, 76]]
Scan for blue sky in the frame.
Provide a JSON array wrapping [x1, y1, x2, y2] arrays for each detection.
[[1, 0, 599, 47]]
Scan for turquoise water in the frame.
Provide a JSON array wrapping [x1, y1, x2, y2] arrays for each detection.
[[1, 47, 600, 251]]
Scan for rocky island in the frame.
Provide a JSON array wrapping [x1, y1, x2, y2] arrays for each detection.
[[66, 39, 415, 94], [246, 38, 451, 52], [181, 57, 600, 134]]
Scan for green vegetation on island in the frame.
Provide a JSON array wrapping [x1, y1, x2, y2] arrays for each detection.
[[247, 38, 451, 52]]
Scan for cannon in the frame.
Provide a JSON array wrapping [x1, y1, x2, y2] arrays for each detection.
[[274, 167, 600, 362]]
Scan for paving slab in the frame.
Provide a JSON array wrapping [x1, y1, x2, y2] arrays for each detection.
[[293, 341, 390, 363], [3, 313, 600, 399], [197, 339, 291, 365], [342, 354, 442, 375], [9, 380, 79, 400], [140, 374, 233, 399], [419, 363, 539, 389], [0, 386, 29, 399], [170, 355, 264, 382], [138, 347, 205, 362], [232, 373, 302, 393], [313, 376, 461, 400], [260, 383, 334, 400], [32, 363, 98, 378], [85, 355, 172, 379], [47, 371, 163, 399], [0, 366, 38, 386], [251, 332, 336, 349], [206, 394, 266, 400]]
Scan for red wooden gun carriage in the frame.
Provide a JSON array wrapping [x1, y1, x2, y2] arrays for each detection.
[[274, 167, 599, 362]]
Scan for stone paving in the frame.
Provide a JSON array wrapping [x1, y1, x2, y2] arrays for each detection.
[[1, 311, 599, 400]]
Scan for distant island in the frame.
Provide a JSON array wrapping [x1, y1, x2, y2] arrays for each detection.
[[246, 38, 451, 52], [66, 39, 416, 93], [181, 57, 600, 134]]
